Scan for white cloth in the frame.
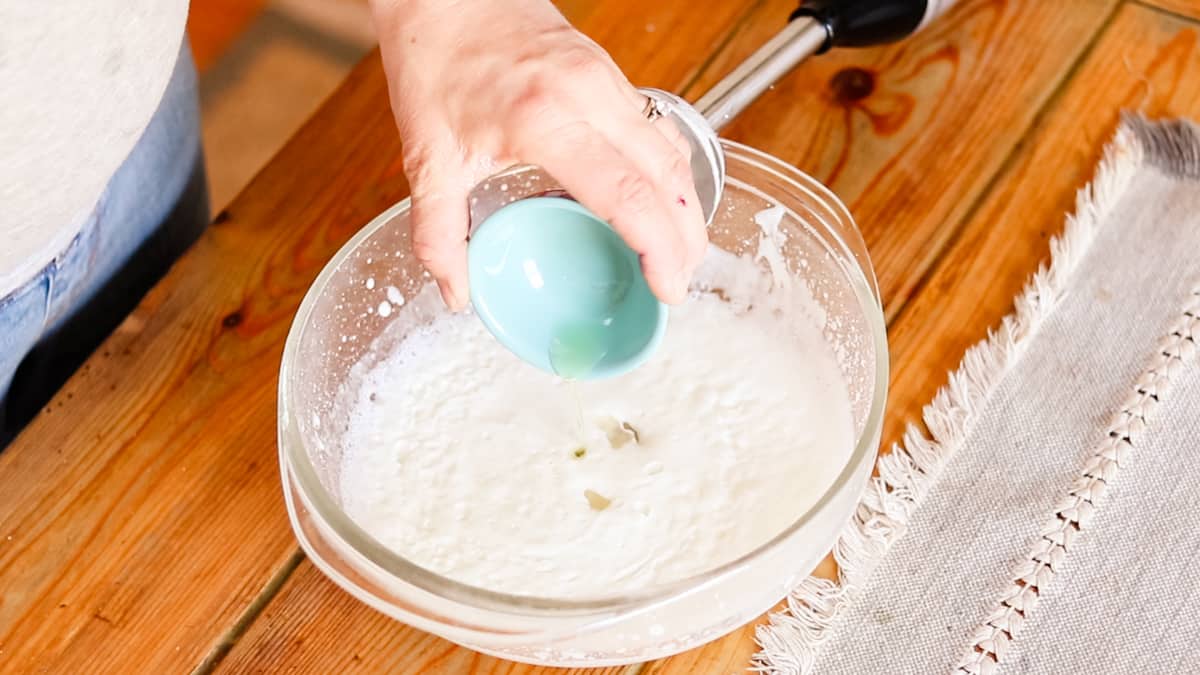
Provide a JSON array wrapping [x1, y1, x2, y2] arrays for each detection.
[[753, 118, 1200, 674], [1010, 371, 1200, 674], [0, 1, 188, 297]]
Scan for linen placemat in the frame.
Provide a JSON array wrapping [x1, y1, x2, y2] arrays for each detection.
[[754, 116, 1200, 674]]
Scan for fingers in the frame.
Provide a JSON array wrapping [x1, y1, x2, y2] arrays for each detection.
[[654, 114, 696, 161], [407, 153, 473, 311], [391, 32, 710, 310], [596, 102, 707, 278], [523, 121, 690, 303], [585, 80, 708, 288]]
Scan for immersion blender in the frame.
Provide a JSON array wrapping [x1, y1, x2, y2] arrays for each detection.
[[643, 0, 960, 226]]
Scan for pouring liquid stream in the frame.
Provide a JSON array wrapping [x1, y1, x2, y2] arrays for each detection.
[[549, 322, 608, 446], [551, 325, 642, 518], [550, 323, 644, 468], [568, 382, 586, 443]]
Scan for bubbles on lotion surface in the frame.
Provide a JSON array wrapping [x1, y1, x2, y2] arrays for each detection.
[[338, 246, 855, 598], [753, 205, 791, 292], [385, 286, 405, 306]]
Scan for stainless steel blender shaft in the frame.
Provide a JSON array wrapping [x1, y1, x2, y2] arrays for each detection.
[[692, 0, 957, 132], [694, 17, 828, 133], [661, 0, 955, 222]]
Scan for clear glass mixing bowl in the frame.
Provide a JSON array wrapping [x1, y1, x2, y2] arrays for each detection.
[[277, 140, 888, 666]]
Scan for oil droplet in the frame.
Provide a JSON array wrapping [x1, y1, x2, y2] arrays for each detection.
[[549, 323, 608, 380], [598, 416, 639, 448], [584, 489, 611, 511]]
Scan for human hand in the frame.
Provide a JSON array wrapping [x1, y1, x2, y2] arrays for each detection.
[[370, 0, 706, 310]]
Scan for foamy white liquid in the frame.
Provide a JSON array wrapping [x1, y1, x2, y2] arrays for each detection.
[[339, 247, 855, 598]]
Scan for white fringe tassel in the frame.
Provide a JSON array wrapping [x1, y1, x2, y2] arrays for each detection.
[[751, 123, 1146, 675]]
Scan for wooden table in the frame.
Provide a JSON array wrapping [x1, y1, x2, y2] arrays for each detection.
[[4, 0, 1200, 672]]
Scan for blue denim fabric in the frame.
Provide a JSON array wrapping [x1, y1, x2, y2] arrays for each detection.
[[0, 41, 210, 445]]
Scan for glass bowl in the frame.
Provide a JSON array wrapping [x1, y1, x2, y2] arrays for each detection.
[[277, 140, 888, 666]]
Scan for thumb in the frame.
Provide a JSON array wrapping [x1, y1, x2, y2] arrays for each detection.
[[408, 158, 472, 311]]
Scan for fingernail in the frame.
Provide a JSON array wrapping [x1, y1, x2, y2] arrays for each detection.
[[451, 284, 470, 312]]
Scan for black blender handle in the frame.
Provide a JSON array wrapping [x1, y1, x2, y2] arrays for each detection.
[[791, 0, 949, 52], [693, 0, 953, 129]]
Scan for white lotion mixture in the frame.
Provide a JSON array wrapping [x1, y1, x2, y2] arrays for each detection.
[[339, 245, 855, 598]]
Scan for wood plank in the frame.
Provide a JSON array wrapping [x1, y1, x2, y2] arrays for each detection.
[[0, 1, 759, 673], [1139, 0, 1200, 21], [565, 0, 755, 89], [555, 0, 602, 25], [679, 0, 1119, 321], [0, 58, 401, 675], [221, 1, 1126, 672], [199, 12, 370, 211], [882, 0, 1200, 485], [188, 0, 600, 71], [649, 3, 1200, 672], [641, 621, 762, 675], [188, 0, 270, 72], [644, 0, 1120, 669], [214, 562, 628, 675], [212, 4, 771, 675]]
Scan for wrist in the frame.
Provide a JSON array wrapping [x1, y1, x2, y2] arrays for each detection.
[[372, 0, 562, 37], [372, 0, 528, 31]]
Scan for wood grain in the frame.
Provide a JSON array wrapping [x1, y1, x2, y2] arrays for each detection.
[[1139, 0, 1200, 20], [680, 0, 1121, 322], [188, 0, 271, 72], [640, 620, 764, 675], [0, 1, 758, 673], [641, 0, 1120, 670], [0, 58, 404, 674], [563, 0, 754, 90], [214, 562, 628, 675], [219, 1, 1127, 673], [648, 3, 1200, 673], [210, 4, 771, 675], [7, 2, 1195, 675], [555, 0, 602, 26], [883, 1, 1200, 476]]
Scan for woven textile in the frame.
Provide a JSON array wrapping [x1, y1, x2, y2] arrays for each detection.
[[755, 117, 1200, 675]]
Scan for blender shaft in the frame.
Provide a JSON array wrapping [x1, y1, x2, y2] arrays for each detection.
[[692, 0, 956, 132], [693, 17, 827, 133]]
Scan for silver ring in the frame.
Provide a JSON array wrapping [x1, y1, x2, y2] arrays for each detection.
[[641, 95, 667, 122]]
